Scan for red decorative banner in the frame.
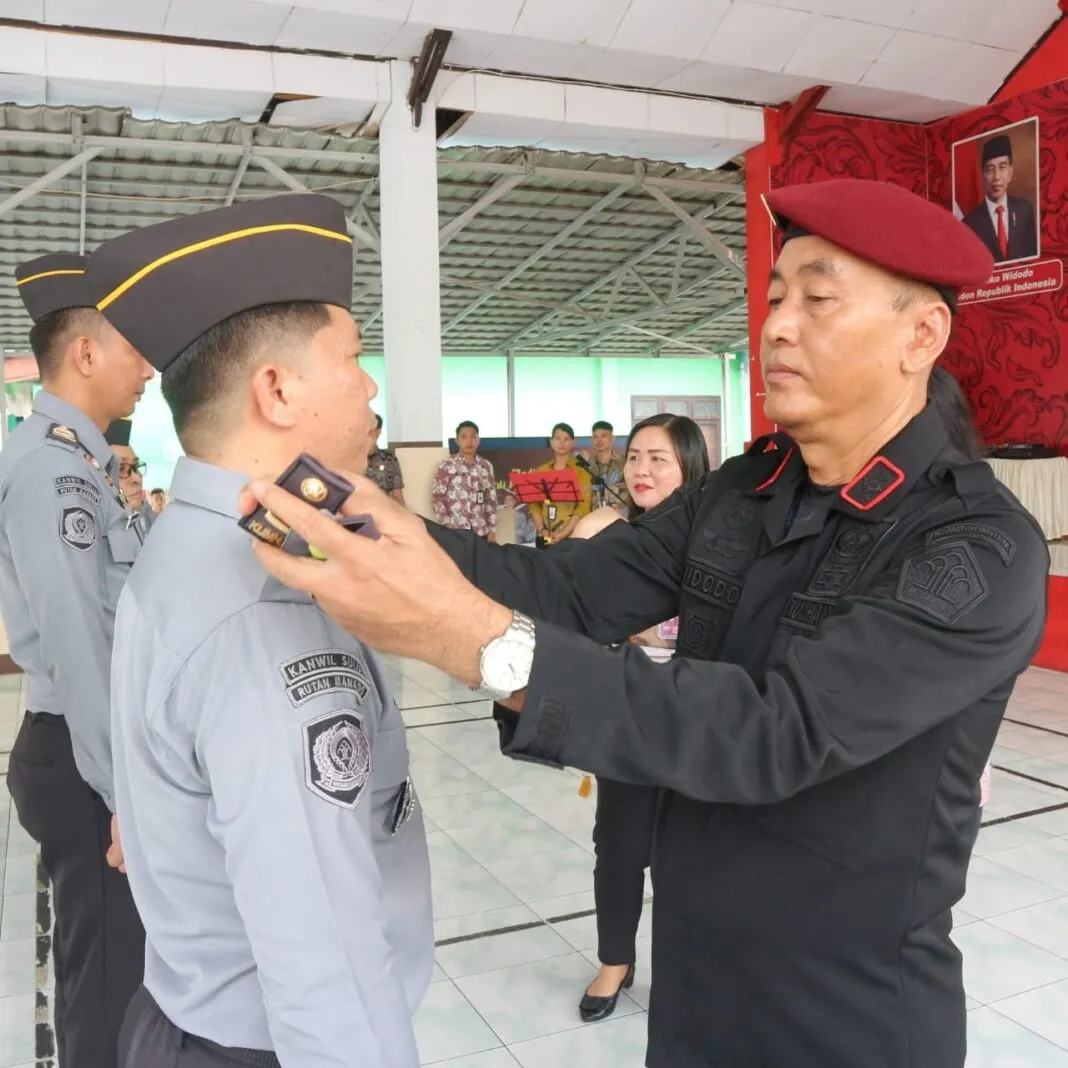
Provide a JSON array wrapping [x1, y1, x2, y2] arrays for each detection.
[[958, 258, 1064, 306]]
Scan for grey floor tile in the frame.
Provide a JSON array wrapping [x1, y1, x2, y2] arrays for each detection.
[[973, 820, 1057, 858], [984, 839, 1068, 894], [528, 891, 597, 922], [508, 1011, 648, 1068], [434, 904, 541, 944], [966, 1006, 1068, 1067], [989, 978, 1068, 1052], [990, 894, 1068, 960], [959, 858, 1065, 919], [436, 925, 574, 980], [0, 895, 35, 943], [955, 921, 1068, 1005], [0, 993, 36, 1068], [431, 864, 522, 921], [428, 832, 478, 874], [421, 792, 532, 834], [446, 815, 574, 866], [405, 705, 478, 729], [413, 980, 501, 1066], [0, 940, 34, 999], [456, 954, 639, 1046], [428, 1050, 520, 1068], [484, 846, 596, 905]]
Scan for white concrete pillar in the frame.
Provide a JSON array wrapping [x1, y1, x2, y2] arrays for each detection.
[[378, 59, 444, 450]]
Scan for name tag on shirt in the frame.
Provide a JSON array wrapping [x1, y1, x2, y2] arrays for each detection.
[[547, 505, 558, 523], [657, 618, 679, 642], [475, 491, 484, 504]]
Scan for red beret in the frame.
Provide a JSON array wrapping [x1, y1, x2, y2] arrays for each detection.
[[766, 179, 994, 290]]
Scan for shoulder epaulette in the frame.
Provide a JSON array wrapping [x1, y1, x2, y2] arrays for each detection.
[[942, 459, 998, 501], [746, 432, 794, 456], [45, 423, 82, 450]]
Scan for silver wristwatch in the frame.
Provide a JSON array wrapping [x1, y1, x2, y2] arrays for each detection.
[[477, 611, 537, 701]]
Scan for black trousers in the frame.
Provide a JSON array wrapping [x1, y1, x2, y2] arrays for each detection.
[[120, 987, 280, 1067], [592, 776, 660, 966], [7, 712, 145, 1068]]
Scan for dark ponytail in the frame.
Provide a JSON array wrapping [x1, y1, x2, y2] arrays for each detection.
[[928, 366, 982, 461]]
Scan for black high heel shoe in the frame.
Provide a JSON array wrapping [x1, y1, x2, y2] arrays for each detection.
[[578, 964, 636, 1023]]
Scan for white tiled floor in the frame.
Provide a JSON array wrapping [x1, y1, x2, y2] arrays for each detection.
[[1, 663, 1068, 1066]]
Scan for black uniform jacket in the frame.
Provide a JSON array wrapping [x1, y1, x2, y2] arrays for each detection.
[[427, 405, 1049, 1068]]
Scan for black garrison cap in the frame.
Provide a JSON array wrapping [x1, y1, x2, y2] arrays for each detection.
[[104, 419, 132, 447], [982, 134, 1013, 165], [14, 254, 93, 323], [86, 194, 354, 373]]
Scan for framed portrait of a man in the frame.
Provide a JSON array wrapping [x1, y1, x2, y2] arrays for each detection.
[[952, 117, 1040, 267]]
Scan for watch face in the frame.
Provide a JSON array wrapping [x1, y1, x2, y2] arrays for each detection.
[[483, 636, 535, 694]]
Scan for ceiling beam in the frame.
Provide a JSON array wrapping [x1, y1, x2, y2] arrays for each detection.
[[439, 173, 525, 249], [535, 267, 733, 348], [629, 267, 664, 306], [1, 131, 745, 197], [643, 297, 749, 354], [250, 155, 381, 252], [224, 133, 254, 206], [642, 183, 747, 280], [0, 146, 103, 219], [441, 183, 632, 336], [502, 202, 722, 349]]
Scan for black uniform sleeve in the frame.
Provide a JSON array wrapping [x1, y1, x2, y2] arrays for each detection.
[[426, 481, 705, 645], [503, 511, 1050, 803]]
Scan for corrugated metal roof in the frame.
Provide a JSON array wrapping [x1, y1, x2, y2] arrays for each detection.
[[0, 105, 748, 358]]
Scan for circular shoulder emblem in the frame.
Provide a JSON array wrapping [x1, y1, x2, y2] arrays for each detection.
[[60, 506, 97, 551], [303, 711, 371, 809]]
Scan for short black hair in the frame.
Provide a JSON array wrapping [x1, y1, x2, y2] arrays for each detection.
[[374, 413, 384, 429], [28, 307, 98, 382], [592, 421, 613, 433], [551, 422, 575, 440], [456, 420, 479, 437], [982, 134, 1013, 166], [161, 301, 330, 453], [150, 488, 165, 496]]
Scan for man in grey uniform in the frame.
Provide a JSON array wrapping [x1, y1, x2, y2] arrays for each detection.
[[0, 254, 153, 1067], [88, 194, 433, 1067], [105, 419, 154, 535]]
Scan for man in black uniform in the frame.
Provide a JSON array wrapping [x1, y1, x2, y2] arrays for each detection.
[[240, 179, 1049, 1068]]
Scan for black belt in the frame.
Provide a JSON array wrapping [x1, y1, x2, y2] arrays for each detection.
[[188, 1035, 280, 1067], [26, 711, 65, 725]]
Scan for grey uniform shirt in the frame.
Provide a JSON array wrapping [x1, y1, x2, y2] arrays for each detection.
[[111, 457, 433, 1067], [0, 390, 143, 810]]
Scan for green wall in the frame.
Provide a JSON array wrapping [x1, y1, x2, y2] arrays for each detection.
[[112, 351, 751, 489]]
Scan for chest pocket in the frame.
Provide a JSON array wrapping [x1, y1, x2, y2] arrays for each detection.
[[102, 514, 141, 609], [676, 491, 764, 661]]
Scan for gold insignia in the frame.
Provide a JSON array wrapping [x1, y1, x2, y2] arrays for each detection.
[[300, 477, 328, 504], [49, 425, 77, 444]]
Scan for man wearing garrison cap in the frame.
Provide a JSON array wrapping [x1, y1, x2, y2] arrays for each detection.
[[0, 254, 152, 1068], [105, 419, 154, 535], [90, 194, 432, 1068], [962, 132, 1038, 263], [243, 179, 1049, 1068]]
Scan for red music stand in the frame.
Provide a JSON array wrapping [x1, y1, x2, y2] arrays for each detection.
[[509, 469, 583, 505]]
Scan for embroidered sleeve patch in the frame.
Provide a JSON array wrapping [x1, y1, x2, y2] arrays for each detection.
[[925, 522, 1016, 566], [896, 540, 989, 624], [303, 710, 371, 809], [279, 649, 371, 707], [53, 475, 102, 505], [60, 506, 97, 551]]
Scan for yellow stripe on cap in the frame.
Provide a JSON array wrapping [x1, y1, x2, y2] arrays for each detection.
[[96, 223, 354, 311], [16, 268, 86, 286]]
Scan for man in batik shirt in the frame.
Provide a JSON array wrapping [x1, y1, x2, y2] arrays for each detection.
[[432, 420, 498, 541]]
